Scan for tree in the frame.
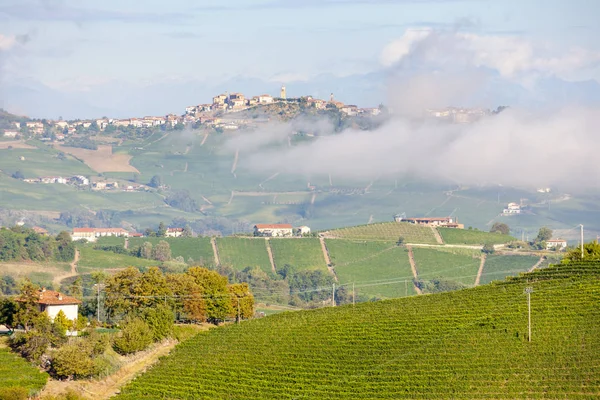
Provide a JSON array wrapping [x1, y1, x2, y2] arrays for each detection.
[[15, 280, 42, 331], [157, 222, 167, 237], [69, 276, 83, 300], [228, 283, 255, 322], [396, 236, 405, 246], [53, 310, 71, 337], [182, 225, 193, 237], [113, 318, 153, 354], [139, 241, 153, 259], [143, 305, 174, 341], [562, 241, 600, 263], [51, 343, 96, 378], [11, 170, 24, 179], [536, 227, 553, 242], [0, 299, 17, 332], [152, 240, 171, 261], [148, 175, 162, 188], [490, 222, 510, 235], [166, 273, 206, 322], [187, 267, 232, 323], [55, 231, 75, 262]]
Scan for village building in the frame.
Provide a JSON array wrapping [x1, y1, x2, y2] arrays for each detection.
[[3, 130, 18, 138], [213, 94, 227, 105], [546, 239, 568, 250], [254, 224, 294, 237], [395, 216, 464, 228], [503, 202, 521, 215], [32, 226, 49, 235], [340, 105, 359, 116], [166, 227, 184, 237], [35, 289, 81, 336], [71, 227, 129, 242], [297, 226, 311, 236]]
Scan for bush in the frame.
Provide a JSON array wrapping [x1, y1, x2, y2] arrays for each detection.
[[41, 388, 88, 400], [51, 343, 96, 378], [482, 243, 495, 254], [143, 305, 174, 342], [0, 387, 28, 400], [113, 318, 153, 354]]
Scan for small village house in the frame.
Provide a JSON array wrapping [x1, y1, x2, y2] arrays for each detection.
[[395, 216, 463, 229], [71, 227, 129, 242], [35, 289, 81, 336], [546, 239, 567, 250], [166, 227, 184, 237], [297, 226, 311, 236], [503, 202, 521, 215], [32, 226, 49, 235], [3, 130, 18, 138], [254, 224, 294, 237]]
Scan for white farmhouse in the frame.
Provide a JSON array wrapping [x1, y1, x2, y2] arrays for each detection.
[[35, 289, 81, 335], [297, 226, 311, 236], [546, 239, 567, 250], [254, 224, 293, 237], [166, 227, 184, 237], [503, 202, 521, 215]]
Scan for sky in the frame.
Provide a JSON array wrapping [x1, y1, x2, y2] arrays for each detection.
[[1, 0, 600, 118]]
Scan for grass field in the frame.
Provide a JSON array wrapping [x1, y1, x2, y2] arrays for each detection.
[[438, 228, 515, 245], [97, 237, 216, 267], [115, 263, 600, 399], [0, 346, 48, 395], [326, 239, 416, 298], [0, 262, 70, 287], [269, 238, 327, 272], [216, 237, 272, 274], [412, 247, 482, 286], [479, 255, 540, 285], [327, 222, 438, 244], [77, 246, 159, 271]]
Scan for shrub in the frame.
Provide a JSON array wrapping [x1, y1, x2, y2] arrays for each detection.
[[0, 387, 28, 400], [51, 344, 96, 378], [143, 305, 174, 342], [113, 318, 153, 354]]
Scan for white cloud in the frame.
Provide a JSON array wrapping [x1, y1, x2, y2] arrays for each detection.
[[0, 34, 18, 51], [380, 29, 600, 81]]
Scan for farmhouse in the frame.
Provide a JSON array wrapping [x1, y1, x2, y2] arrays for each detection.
[[166, 227, 184, 237], [395, 216, 464, 228], [71, 227, 129, 242], [503, 202, 521, 215], [3, 130, 18, 138], [35, 289, 81, 336], [546, 239, 567, 250], [297, 226, 311, 236], [254, 224, 293, 237], [32, 226, 48, 235]]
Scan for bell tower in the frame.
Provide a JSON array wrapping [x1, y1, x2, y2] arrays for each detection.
[[280, 85, 287, 99]]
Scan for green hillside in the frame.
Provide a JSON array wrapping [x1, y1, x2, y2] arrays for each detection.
[[77, 246, 158, 271], [480, 254, 540, 285], [326, 239, 416, 298], [0, 346, 48, 396], [439, 227, 515, 245], [269, 238, 327, 272], [216, 237, 272, 274], [412, 247, 482, 286], [116, 263, 600, 399], [327, 222, 438, 244]]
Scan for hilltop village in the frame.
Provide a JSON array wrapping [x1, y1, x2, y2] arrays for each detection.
[[1, 86, 498, 139]]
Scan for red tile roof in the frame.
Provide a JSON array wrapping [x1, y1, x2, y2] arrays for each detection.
[[35, 290, 81, 305], [254, 224, 293, 229], [167, 228, 184, 232], [73, 228, 95, 233]]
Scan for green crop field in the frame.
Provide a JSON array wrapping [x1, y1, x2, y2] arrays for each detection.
[[327, 222, 438, 244], [269, 238, 327, 272], [412, 247, 481, 286], [0, 346, 48, 396], [97, 237, 216, 267], [479, 255, 540, 285], [216, 237, 272, 274], [438, 228, 515, 245], [116, 263, 600, 399], [77, 246, 159, 271], [326, 239, 415, 298]]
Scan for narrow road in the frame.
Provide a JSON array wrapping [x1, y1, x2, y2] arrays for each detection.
[[265, 238, 277, 274], [431, 227, 444, 244], [53, 248, 79, 286], [210, 238, 220, 266], [406, 245, 423, 295], [529, 256, 545, 272], [200, 132, 209, 146], [319, 237, 337, 282], [231, 149, 239, 174], [474, 254, 487, 286]]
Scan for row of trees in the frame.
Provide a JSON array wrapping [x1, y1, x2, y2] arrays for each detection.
[[0, 226, 74, 262]]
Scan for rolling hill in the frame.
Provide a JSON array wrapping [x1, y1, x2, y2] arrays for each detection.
[[115, 263, 600, 399]]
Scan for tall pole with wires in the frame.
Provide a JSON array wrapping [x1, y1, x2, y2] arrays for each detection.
[[580, 224, 584, 259], [524, 287, 533, 342]]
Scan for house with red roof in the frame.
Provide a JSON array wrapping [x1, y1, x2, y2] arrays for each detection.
[[253, 224, 293, 237]]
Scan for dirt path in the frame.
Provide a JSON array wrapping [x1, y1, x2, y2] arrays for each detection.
[[319, 238, 337, 282], [231, 149, 239, 174], [529, 256, 545, 272], [53, 248, 79, 286], [406, 246, 423, 295], [210, 238, 220, 266], [474, 254, 486, 286], [310, 193, 317, 205], [265, 238, 277, 274], [431, 227, 444, 244], [200, 132, 209, 146]]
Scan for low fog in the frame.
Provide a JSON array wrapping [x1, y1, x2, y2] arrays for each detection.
[[222, 29, 599, 190]]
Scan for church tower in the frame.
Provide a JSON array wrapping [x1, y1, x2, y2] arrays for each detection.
[[280, 85, 286, 99], [330, 93, 334, 102]]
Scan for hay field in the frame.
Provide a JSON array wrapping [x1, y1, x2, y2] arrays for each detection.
[[57, 144, 139, 173]]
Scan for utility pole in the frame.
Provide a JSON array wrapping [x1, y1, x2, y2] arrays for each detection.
[[332, 283, 336, 307], [95, 284, 101, 323], [524, 287, 533, 342], [352, 283, 355, 306], [580, 224, 584, 259]]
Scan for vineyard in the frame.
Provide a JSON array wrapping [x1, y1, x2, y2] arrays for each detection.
[[479, 254, 540, 285], [326, 222, 438, 244], [326, 239, 416, 298], [269, 238, 327, 272], [0, 346, 48, 396], [114, 237, 215, 267], [216, 237, 272, 274], [116, 263, 600, 399], [412, 247, 481, 286], [77, 246, 158, 271], [438, 227, 515, 245]]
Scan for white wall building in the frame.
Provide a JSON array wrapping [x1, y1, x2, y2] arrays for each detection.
[[35, 289, 81, 336], [546, 239, 567, 250], [254, 224, 293, 237], [503, 202, 521, 214]]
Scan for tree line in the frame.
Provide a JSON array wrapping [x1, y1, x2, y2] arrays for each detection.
[[0, 226, 74, 263]]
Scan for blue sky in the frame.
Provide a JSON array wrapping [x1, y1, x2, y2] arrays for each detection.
[[1, 0, 599, 118]]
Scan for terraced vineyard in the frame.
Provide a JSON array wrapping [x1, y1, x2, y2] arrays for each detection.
[[412, 247, 481, 286], [480, 255, 540, 285], [438, 227, 515, 245], [77, 246, 158, 271], [326, 239, 416, 298], [116, 263, 600, 399], [0, 346, 48, 396], [216, 237, 272, 274], [327, 222, 437, 244], [269, 238, 327, 272]]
